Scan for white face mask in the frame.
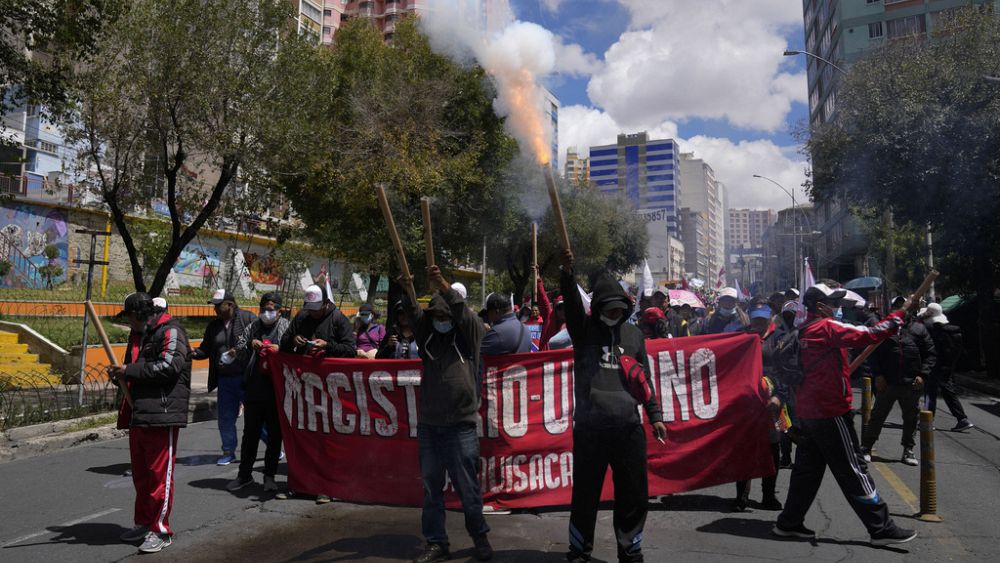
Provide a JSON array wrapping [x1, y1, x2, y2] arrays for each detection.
[[600, 314, 619, 327], [718, 305, 736, 317], [260, 309, 278, 325]]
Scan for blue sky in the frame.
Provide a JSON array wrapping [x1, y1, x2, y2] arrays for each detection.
[[505, 0, 812, 211]]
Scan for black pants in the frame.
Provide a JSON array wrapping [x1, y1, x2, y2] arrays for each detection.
[[778, 412, 895, 536], [238, 398, 282, 480], [862, 384, 920, 450], [736, 442, 781, 502], [569, 424, 648, 563], [925, 370, 968, 421]]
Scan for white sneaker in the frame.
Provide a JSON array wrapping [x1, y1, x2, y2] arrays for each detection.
[[120, 525, 148, 542], [138, 531, 172, 553]]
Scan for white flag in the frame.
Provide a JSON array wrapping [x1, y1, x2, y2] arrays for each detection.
[[795, 257, 815, 326], [641, 259, 654, 295]]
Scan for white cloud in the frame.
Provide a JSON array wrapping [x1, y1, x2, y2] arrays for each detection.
[[584, 0, 807, 132], [558, 105, 807, 211], [540, 0, 564, 13]]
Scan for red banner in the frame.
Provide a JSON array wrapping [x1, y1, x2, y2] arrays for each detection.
[[268, 332, 773, 509]]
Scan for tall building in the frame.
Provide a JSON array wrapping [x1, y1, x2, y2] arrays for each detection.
[[563, 147, 589, 184], [542, 87, 559, 170], [762, 205, 816, 293], [290, 0, 326, 43], [680, 208, 710, 281], [589, 132, 682, 236], [801, 0, 999, 281], [678, 154, 724, 282], [728, 209, 776, 251], [332, 0, 514, 42]]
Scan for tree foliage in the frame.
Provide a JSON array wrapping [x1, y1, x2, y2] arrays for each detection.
[[64, 0, 327, 296], [806, 7, 1000, 375], [276, 17, 516, 290], [0, 0, 121, 121]]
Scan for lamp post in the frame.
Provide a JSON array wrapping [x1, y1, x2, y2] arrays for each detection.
[[752, 174, 812, 288], [783, 50, 848, 75]]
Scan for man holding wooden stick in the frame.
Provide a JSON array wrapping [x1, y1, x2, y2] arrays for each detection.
[[774, 283, 918, 546], [109, 292, 192, 554]]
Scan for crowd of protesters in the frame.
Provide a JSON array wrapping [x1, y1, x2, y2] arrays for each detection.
[[109, 259, 977, 560]]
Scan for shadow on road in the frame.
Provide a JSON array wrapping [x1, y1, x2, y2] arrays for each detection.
[[4, 523, 129, 549], [176, 454, 222, 466], [696, 517, 910, 553], [285, 533, 421, 561], [85, 462, 131, 475], [652, 493, 731, 512]]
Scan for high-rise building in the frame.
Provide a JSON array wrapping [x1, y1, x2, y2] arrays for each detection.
[[331, 0, 514, 42], [542, 87, 559, 170], [680, 208, 710, 281], [678, 154, 724, 282], [563, 147, 589, 184], [290, 0, 326, 43], [801, 0, 999, 281], [728, 209, 776, 251], [589, 132, 682, 236]]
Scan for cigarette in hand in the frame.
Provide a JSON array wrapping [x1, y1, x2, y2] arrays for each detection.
[[656, 436, 665, 445]]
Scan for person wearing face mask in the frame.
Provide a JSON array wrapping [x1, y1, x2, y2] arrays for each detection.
[[192, 289, 256, 466], [559, 249, 666, 563], [226, 292, 290, 494], [398, 265, 492, 563], [355, 303, 386, 359], [774, 284, 917, 547], [703, 287, 749, 335], [480, 293, 532, 356], [110, 292, 191, 554], [376, 300, 420, 359]]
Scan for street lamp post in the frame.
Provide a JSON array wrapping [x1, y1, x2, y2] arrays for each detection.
[[783, 50, 849, 75], [753, 174, 811, 288]]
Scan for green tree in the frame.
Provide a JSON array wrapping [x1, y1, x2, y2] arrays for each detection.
[[806, 8, 1000, 377], [0, 0, 121, 121], [38, 244, 63, 289], [276, 17, 516, 297], [64, 0, 328, 297]]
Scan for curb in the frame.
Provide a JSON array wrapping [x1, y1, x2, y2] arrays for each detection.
[[0, 392, 217, 464], [954, 372, 1000, 398]]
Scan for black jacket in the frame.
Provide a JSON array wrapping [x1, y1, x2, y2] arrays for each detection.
[[402, 287, 484, 427], [123, 313, 191, 428], [279, 306, 356, 358], [193, 308, 256, 392], [874, 318, 936, 385], [561, 269, 662, 429], [237, 316, 290, 402], [923, 320, 963, 377]]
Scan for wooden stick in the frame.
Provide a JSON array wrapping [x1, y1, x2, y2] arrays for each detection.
[[376, 184, 417, 303], [421, 197, 434, 268], [85, 300, 133, 408], [848, 270, 939, 374], [531, 222, 538, 303], [543, 166, 571, 252]]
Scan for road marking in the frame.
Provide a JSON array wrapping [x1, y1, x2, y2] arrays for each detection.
[[1, 508, 121, 547], [873, 462, 918, 513]]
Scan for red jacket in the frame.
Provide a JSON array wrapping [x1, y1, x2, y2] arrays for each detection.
[[795, 310, 904, 419], [536, 276, 565, 350]]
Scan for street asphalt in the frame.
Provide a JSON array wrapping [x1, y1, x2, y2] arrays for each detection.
[[0, 386, 997, 562]]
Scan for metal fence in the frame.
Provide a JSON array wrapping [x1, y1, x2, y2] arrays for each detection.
[[0, 366, 118, 431]]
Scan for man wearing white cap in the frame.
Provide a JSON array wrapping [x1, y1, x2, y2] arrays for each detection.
[[280, 284, 355, 359], [703, 287, 749, 334], [921, 303, 973, 431]]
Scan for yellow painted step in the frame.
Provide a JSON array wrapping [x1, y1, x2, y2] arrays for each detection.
[[0, 343, 29, 354], [0, 363, 52, 376], [0, 331, 20, 345], [0, 352, 38, 362], [0, 373, 64, 388]]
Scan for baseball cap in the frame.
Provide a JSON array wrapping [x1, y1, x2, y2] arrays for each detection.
[[782, 300, 801, 314], [803, 283, 847, 306], [302, 285, 324, 311], [925, 303, 948, 324], [749, 302, 772, 320], [359, 303, 374, 314], [642, 307, 665, 324], [152, 297, 167, 310], [208, 288, 236, 305], [785, 288, 800, 298], [451, 282, 468, 300], [717, 287, 738, 300], [259, 291, 282, 308], [121, 292, 154, 317]]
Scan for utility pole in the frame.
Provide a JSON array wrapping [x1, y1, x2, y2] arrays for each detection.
[[74, 229, 111, 406], [926, 225, 935, 302]]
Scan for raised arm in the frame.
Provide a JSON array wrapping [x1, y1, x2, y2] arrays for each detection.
[[558, 249, 587, 343]]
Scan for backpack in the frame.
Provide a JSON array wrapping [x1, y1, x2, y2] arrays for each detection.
[[773, 320, 819, 388]]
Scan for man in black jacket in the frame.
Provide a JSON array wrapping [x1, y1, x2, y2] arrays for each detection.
[[560, 250, 666, 563], [921, 303, 974, 431], [279, 284, 355, 358], [191, 289, 256, 466], [111, 292, 191, 554], [399, 266, 492, 563], [861, 313, 936, 466]]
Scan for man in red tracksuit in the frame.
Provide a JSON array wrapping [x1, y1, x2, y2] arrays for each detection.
[[774, 284, 918, 547], [110, 292, 191, 554]]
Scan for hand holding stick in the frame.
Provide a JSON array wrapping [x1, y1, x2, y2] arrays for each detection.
[[531, 222, 538, 303], [376, 184, 417, 304], [847, 270, 939, 374], [85, 300, 133, 408]]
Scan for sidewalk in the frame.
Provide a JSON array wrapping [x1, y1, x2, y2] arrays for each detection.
[[0, 368, 215, 463], [954, 370, 1000, 398]]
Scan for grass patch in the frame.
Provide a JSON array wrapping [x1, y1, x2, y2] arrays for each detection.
[[0, 315, 214, 349], [62, 413, 118, 433]]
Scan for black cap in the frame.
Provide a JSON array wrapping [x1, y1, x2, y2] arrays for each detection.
[[359, 303, 374, 313], [121, 292, 154, 317], [891, 295, 906, 308], [803, 284, 847, 307], [208, 289, 236, 305], [259, 291, 282, 308], [486, 293, 511, 311]]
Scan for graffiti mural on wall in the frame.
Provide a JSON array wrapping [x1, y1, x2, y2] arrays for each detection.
[[243, 251, 281, 286], [0, 203, 69, 288], [173, 245, 222, 288]]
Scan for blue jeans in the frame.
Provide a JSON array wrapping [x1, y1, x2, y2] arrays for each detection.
[[418, 423, 489, 546], [217, 376, 244, 454]]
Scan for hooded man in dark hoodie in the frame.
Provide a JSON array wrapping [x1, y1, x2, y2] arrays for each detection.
[[559, 249, 666, 563], [399, 265, 492, 563]]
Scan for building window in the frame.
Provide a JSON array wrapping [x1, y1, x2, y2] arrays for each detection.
[[886, 15, 926, 39], [868, 21, 883, 39], [36, 140, 58, 153]]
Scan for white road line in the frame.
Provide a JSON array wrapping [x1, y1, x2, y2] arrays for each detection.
[[1, 508, 121, 547]]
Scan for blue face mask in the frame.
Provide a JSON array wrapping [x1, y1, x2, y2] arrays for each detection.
[[359, 313, 372, 324], [834, 307, 844, 320], [432, 319, 453, 333]]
